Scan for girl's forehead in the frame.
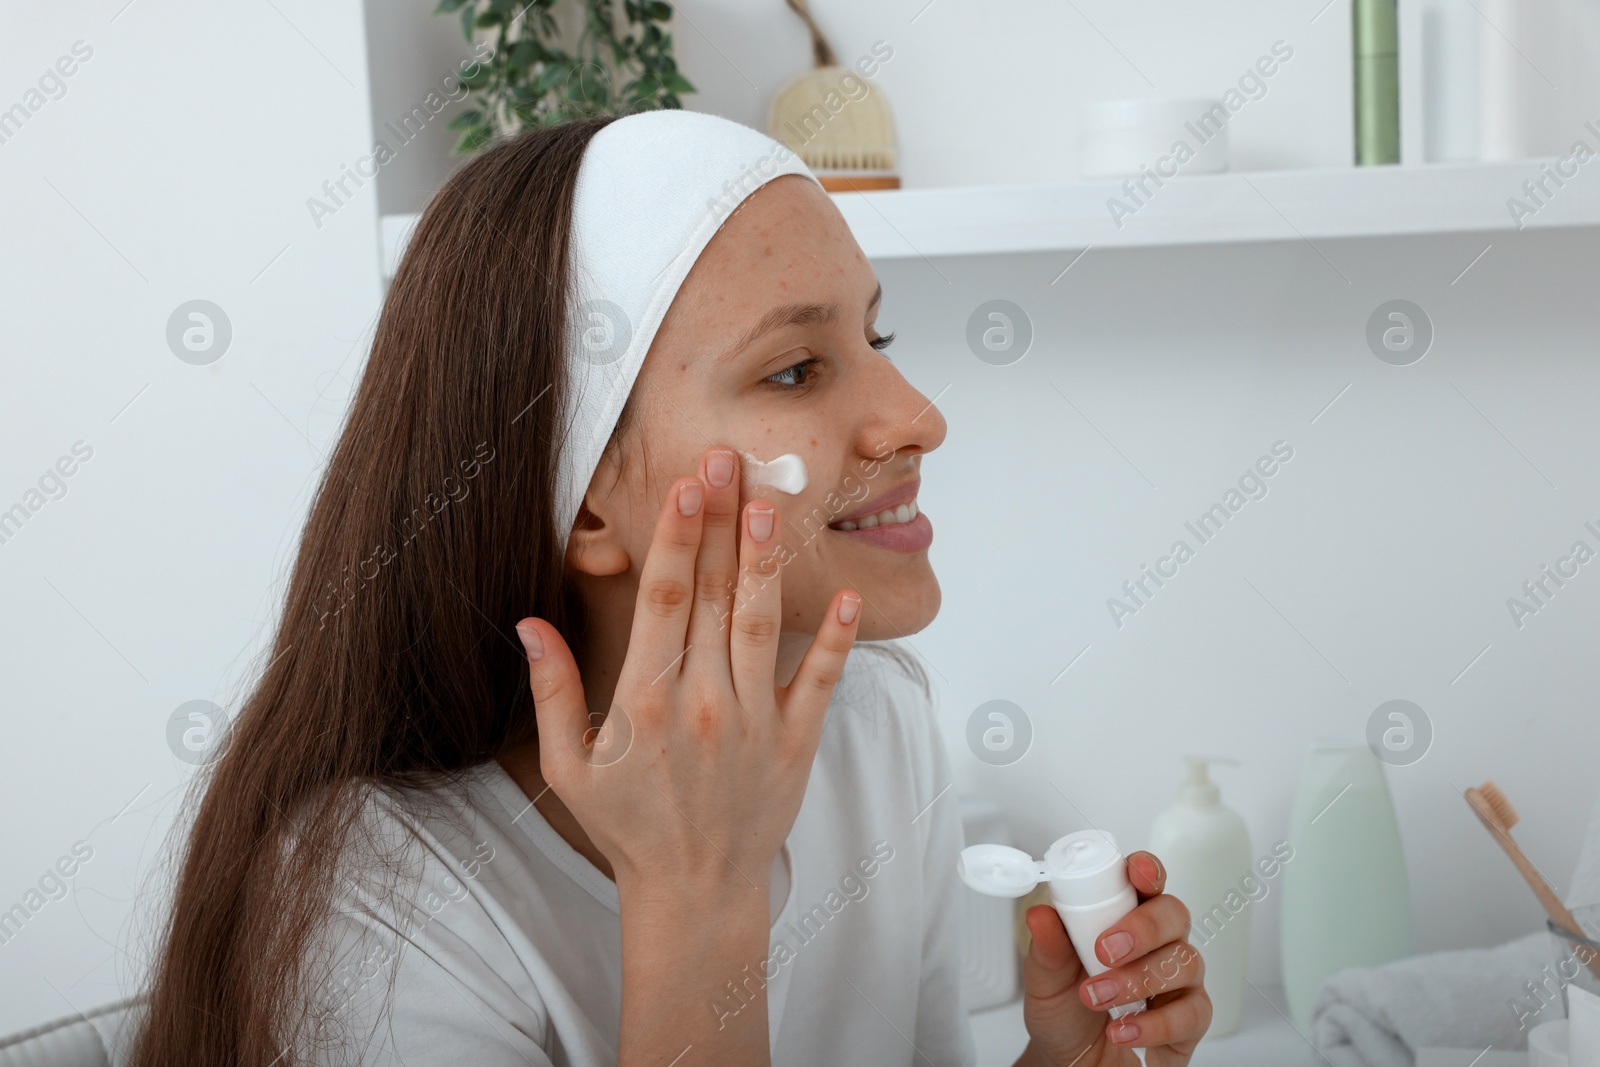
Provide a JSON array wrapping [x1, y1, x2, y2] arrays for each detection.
[[690, 177, 849, 276]]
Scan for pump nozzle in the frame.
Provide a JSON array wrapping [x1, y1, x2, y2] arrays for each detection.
[[1179, 755, 1238, 806]]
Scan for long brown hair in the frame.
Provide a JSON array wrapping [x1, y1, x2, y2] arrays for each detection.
[[131, 116, 615, 1067]]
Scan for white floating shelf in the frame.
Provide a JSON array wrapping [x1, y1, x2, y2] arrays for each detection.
[[380, 159, 1596, 276], [831, 159, 1597, 259]]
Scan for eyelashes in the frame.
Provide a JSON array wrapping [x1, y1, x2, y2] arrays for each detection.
[[766, 356, 821, 388], [765, 331, 897, 390]]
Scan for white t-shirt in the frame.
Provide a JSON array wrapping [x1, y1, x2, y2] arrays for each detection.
[[302, 650, 979, 1067]]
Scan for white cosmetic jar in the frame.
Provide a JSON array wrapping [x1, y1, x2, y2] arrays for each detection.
[[1079, 97, 1230, 179]]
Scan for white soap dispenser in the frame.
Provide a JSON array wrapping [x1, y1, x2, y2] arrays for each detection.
[[1147, 756, 1252, 1037]]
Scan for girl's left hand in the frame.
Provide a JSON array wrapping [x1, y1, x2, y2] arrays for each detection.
[[1018, 851, 1212, 1067]]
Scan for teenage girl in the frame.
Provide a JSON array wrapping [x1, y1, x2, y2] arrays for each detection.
[[131, 112, 1210, 1067]]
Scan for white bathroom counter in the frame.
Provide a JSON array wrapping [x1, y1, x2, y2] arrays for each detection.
[[970, 983, 1321, 1066], [970, 986, 1534, 1066], [1416, 1052, 1526, 1067]]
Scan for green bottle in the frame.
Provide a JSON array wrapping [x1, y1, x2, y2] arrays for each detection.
[[1280, 742, 1413, 1031], [1353, 0, 1400, 164]]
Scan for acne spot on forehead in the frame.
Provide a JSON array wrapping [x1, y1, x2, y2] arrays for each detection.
[[809, 438, 818, 447]]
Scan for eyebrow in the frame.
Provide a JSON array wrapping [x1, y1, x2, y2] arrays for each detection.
[[719, 281, 883, 363]]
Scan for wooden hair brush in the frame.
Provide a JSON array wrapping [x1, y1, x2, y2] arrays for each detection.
[[1464, 780, 1600, 980], [768, 0, 899, 192]]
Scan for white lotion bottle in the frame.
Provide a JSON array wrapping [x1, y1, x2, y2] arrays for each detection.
[[960, 829, 1147, 1019], [1147, 756, 1252, 1037]]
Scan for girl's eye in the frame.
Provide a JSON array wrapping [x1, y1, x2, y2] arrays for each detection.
[[766, 356, 821, 388], [869, 331, 896, 352]]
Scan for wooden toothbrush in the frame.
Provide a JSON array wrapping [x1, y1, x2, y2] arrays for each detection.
[[1464, 780, 1600, 980]]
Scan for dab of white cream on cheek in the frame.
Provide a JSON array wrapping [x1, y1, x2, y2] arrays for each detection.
[[738, 451, 808, 494]]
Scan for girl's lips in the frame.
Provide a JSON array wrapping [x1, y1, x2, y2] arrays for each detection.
[[830, 510, 933, 552], [831, 479, 919, 526]]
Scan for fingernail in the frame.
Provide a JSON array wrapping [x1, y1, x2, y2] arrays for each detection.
[[1101, 930, 1134, 964], [1086, 977, 1121, 1007], [748, 505, 774, 543], [707, 450, 734, 488], [1108, 1020, 1140, 1044], [678, 480, 703, 517], [515, 622, 544, 663], [837, 593, 861, 625]]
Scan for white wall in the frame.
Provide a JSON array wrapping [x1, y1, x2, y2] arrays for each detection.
[[361, 0, 480, 215], [0, 0, 381, 1035], [678, 0, 1352, 180]]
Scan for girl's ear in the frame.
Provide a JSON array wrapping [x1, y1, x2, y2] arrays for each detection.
[[565, 501, 630, 577]]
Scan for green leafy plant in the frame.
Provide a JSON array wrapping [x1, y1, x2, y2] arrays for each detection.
[[434, 0, 695, 152]]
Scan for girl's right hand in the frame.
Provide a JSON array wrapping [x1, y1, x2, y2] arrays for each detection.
[[514, 446, 863, 896]]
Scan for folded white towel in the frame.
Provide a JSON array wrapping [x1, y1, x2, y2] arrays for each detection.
[[1311, 931, 1552, 1065], [1309, 785, 1600, 1067]]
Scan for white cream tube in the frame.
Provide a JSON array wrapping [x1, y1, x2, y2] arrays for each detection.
[[1045, 832, 1149, 1020], [958, 832, 1148, 1022]]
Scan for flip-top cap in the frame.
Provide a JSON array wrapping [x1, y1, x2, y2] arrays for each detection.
[[957, 843, 1046, 897]]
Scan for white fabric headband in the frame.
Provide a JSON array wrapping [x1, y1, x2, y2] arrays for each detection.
[[554, 109, 821, 548]]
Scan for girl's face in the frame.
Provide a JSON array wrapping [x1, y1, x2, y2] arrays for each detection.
[[568, 174, 946, 640]]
